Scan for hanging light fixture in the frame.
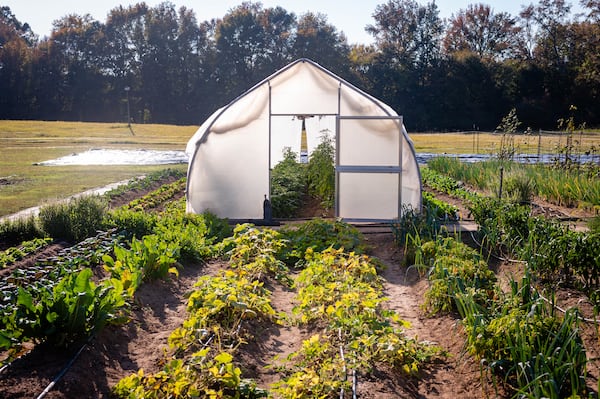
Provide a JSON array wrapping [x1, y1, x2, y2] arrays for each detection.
[[297, 114, 314, 164], [300, 118, 308, 163]]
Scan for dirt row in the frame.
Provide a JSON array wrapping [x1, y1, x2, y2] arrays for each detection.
[[0, 230, 493, 399]]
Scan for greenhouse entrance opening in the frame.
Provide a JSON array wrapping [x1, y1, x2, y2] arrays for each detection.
[[269, 113, 405, 222], [270, 115, 335, 168]]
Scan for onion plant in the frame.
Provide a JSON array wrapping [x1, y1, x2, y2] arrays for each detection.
[[456, 273, 586, 398]]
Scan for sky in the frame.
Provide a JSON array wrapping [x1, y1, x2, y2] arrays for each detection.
[[3, 0, 585, 45]]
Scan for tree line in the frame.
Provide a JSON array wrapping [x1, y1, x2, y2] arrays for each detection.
[[1, 0, 598, 131]]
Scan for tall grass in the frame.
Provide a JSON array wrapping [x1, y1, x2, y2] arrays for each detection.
[[427, 157, 600, 209]]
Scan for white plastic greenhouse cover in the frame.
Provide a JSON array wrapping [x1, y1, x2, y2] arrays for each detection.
[[185, 58, 422, 221]]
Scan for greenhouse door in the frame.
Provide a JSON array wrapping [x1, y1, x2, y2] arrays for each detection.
[[336, 116, 403, 222]]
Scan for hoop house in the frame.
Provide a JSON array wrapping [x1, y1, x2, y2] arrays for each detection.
[[185, 58, 421, 222]]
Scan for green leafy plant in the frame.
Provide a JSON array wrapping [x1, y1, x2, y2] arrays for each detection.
[[270, 148, 307, 218], [279, 218, 365, 266], [307, 134, 335, 210], [422, 191, 459, 220], [103, 234, 179, 290], [0, 237, 52, 268], [105, 207, 157, 239], [154, 211, 217, 263], [1, 268, 127, 349], [456, 274, 586, 398]]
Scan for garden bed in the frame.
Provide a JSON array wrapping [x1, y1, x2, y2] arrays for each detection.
[[1, 174, 598, 398]]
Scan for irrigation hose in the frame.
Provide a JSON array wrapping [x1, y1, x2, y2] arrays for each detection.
[[338, 328, 346, 399], [535, 287, 599, 324], [36, 337, 91, 399], [352, 367, 357, 399], [468, 230, 526, 264]]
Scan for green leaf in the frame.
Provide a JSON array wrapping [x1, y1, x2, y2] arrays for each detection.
[[0, 331, 13, 349], [46, 311, 59, 323], [74, 268, 93, 293], [17, 288, 34, 312]]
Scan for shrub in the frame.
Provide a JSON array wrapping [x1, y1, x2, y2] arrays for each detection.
[[0, 214, 45, 245], [39, 195, 108, 243], [105, 208, 157, 239]]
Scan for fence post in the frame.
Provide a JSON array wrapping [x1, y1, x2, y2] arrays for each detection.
[[499, 166, 504, 199], [537, 129, 542, 162]]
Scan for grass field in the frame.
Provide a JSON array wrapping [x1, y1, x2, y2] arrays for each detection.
[[0, 120, 195, 217], [410, 130, 600, 154], [1, 120, 599, 218]]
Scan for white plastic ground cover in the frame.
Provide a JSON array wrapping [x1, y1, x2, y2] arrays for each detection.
[[37, 149, 188, 166]]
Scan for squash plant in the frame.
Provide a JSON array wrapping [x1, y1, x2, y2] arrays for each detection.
[[168, 270, 280, 356], [114, 222, 281, 399], [223, 224, 291, 285], [276, 247, 440, 396], [422, 237, 496, 315]]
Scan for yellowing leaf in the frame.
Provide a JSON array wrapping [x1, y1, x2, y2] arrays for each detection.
[[214, 352, 233, 364]]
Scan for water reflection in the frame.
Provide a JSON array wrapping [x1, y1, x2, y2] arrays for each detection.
[[37, 149, 188, 166], [36, 148, 597, 166], [416, 152, 599, 165]]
